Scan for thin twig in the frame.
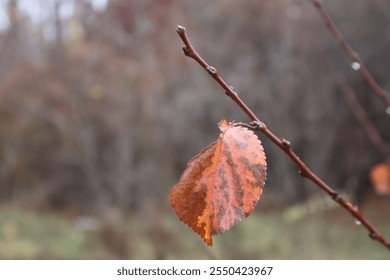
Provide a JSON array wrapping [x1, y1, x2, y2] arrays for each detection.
[[176, 25, 390, 250], [309, 0, 390, 111], [339, 79, 390, 158]]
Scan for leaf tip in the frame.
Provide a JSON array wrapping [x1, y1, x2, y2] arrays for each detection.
[[218, 118, 234, 132], [205, 237, 213, 246]]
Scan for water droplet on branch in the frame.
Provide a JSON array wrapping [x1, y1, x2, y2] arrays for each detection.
[[353, 205, 361, 225], [351, 62, 361, 71]]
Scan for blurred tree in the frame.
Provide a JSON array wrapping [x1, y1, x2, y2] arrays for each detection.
[[0, 0, 388, 216]]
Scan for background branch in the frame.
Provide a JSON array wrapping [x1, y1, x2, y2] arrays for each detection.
[[176, 25, 390, 250], [309, 0, 390, 111], [339, 79, 390, 158]]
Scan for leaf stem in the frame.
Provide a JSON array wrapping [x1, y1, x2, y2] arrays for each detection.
[[176, 25, 390, 250]]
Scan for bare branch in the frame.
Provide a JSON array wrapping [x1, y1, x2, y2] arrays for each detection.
[[339, 79, 390, 158], [309, 0, 390, 111], [176, 25, 390, 250]]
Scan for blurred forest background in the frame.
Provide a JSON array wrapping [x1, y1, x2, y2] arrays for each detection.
[[0, 0, 389, 259]]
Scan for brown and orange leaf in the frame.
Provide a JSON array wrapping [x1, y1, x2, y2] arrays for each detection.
[[369, 163, 390, 196], [169, 119, 267, 246]]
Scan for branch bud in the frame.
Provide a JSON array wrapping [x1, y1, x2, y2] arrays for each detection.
[[281, 138, 291, 149], [182, 46, 190, 56], [369, 232, 378, 240], [298, 169, 309, 178], [331, 192, 340, 201], [176, 25, 186, 33], [206, 66, 217, 75]]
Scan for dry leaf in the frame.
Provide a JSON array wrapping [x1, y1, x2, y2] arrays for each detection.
[[169, 119, 267, 246], [370, 163, 390, 196]]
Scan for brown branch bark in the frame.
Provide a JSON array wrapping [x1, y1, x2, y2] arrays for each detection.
[[339, 79, 390, 158], [175, 25, 390, 251], [309, 0, 390, 111]]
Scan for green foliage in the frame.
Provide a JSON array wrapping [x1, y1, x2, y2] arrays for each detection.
[[0, 207, 103, 259], [1, 195, 389, 259]]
